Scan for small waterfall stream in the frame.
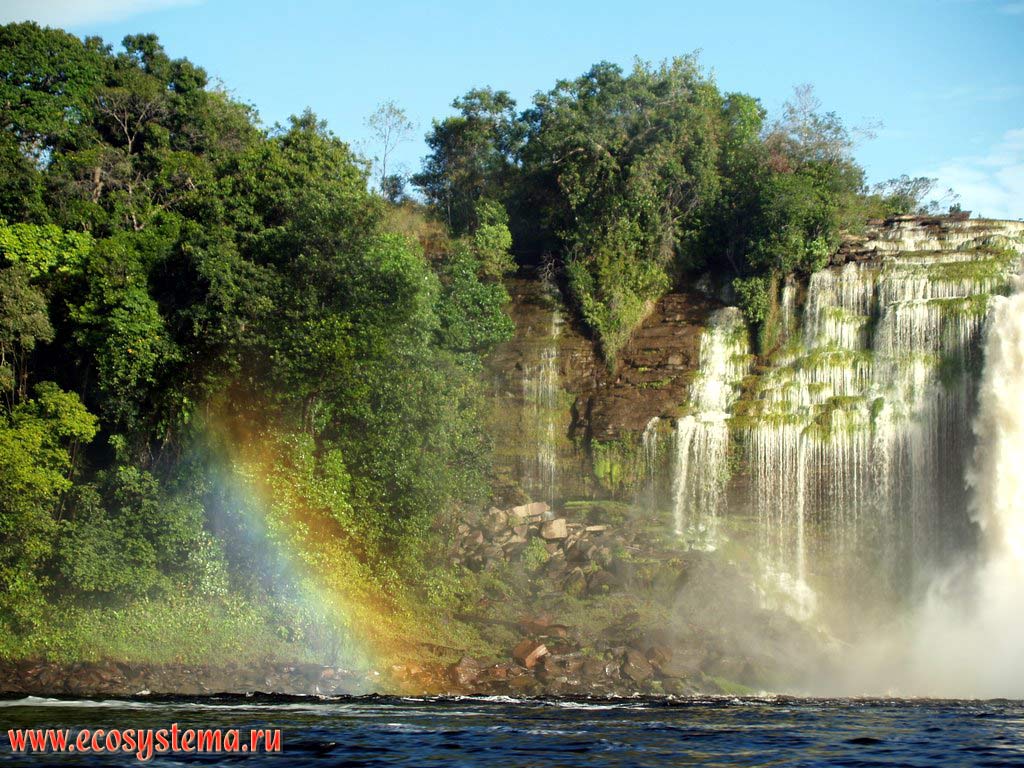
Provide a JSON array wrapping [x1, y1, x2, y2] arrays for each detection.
[[670, 307, 749, 545], [517, 306, 563, 507]]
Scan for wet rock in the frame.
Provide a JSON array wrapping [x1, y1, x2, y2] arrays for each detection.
[[477, 663, 512, 683], [512, 639, 549, 669], [535, 655, 566, 684], [508, 674, 543, 695], [621, 648, 654, 683], [541, 518, 568, 540], [664, 646, 707, 675], [580, 657, 607, 680], [543, 552, 567, 580]]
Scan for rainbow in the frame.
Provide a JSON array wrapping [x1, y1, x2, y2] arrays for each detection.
[[195, 405, 435, 689]]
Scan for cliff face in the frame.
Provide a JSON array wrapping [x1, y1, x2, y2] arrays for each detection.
[[485, 280, 721, 500], [835, 215, 1024, 263]]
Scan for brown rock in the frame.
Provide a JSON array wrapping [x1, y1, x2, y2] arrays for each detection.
[[512, 639, 549, 669], [516, 614, 551, 634], [538, 624, 571, 639], [586, 569, 618, 596], [580, 657, 606, 680], [621, 648, 654, 683], [509, 675, 543, 695], [541, 518, 568, 540], [563, 567, 587, 596], [483, 507, 509, 533], [646, 643, 674, 670], [510, 501, 549, 519], [447, 657, 483, 688]]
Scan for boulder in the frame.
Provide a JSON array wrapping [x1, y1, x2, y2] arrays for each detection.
[[621, 648, 654, 683], [512, 639, 549, 669], [510, 501, 549, 519], [537, 624, 571, 640], [482, 507, 509, 533], [646, 643, 673, 670], [563, 567, 587, 597], [586, 569, 618, 596], [508, 675, 543, 695], [541, 518, 568, 540], [517, 614, 552, 634], [447, 656, 484, 687]]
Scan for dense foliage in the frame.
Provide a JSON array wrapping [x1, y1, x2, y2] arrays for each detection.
[[416, 60, 941, 358], [0, 25, 946, 664], [0, 23, 513, 660]]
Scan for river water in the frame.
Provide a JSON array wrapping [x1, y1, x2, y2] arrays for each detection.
[[3, 694, 1024, 766]]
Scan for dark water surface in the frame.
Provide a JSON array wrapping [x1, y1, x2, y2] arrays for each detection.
[[3, 693, 1024, 766]]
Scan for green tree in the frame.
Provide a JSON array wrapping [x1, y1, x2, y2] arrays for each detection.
[[413, 88, 522, 234]]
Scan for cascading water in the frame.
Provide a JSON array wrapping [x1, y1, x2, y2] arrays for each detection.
[[670, 307, 749, 546], [738, 239, 1022, 625], [521, 308, 562, 506], [966, 275, 1024, 563], [835, 274, 1024, 696], [611, 224, 1024, 637], [907, 274, 1024, 696]]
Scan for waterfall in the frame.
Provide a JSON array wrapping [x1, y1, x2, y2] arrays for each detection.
[[967, 274, 1024, 559], [670, 308, 749, 546], [741, 240, 1021, 621], [841, 276, 1024, 697], [522, 309, 562, 506]]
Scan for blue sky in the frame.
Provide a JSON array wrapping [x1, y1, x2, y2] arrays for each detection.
[[3, 0, 1023, 218]]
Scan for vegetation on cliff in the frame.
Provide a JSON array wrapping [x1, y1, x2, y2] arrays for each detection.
[[416, 62, 951, 358]]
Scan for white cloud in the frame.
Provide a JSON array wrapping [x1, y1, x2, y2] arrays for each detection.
[[930, 129, 1024, 220], [0, 0, 201, 28]]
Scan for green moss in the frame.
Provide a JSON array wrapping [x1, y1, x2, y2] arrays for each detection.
[[591, 437, 650, 496]]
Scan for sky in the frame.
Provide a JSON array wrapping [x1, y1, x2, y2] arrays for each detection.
[[2, 0, 1022, 219]]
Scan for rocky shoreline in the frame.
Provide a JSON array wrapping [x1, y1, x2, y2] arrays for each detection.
[[0, 498, 820, 700], [0, 647, 726, 699]]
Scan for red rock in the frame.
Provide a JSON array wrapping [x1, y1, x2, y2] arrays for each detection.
[[512, 639, 549, 669], [447, 657, 483, 687]]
